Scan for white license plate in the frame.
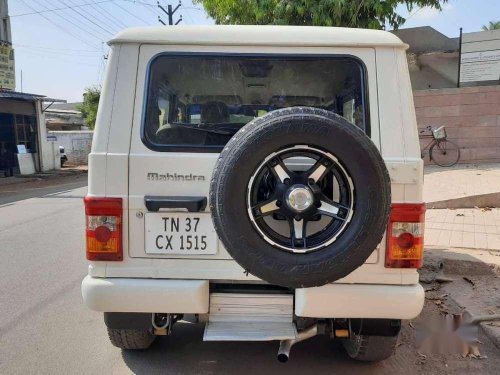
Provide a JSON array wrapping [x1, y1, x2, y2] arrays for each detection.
[[145, 212, 218, 255]]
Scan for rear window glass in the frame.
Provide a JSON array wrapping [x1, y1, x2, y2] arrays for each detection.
[[143, 54, 368, 152]]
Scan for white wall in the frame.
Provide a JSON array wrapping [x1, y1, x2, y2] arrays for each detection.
[[36, 100, 60, 172], [47, 130, 93, 165]]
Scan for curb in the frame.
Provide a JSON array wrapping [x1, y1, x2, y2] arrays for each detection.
[[427, 192, 500, 209]]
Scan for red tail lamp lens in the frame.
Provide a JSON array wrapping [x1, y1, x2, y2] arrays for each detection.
[[397, 232, 415, 249], [95, 225, 112, 243]]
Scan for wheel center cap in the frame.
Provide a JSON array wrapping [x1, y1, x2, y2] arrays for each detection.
[[286, 185, 313, 212]]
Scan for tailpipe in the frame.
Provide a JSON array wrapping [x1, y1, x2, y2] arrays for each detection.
[[277, 324, 318, 363]]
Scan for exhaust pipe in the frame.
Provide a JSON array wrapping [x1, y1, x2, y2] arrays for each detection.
[[277, 324, 318, 363]]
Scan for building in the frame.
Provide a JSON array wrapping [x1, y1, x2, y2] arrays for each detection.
[[0, 90, 65, 176], [394, 27, 500, 165], [0, 0, 14, 90], [393, 26, 459, 90], [45, 102, 86, 131], [394, 26, 500, 90]]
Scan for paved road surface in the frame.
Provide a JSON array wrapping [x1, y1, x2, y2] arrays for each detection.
[[1, 187, 499, 374], [0, 174, 88, 205]]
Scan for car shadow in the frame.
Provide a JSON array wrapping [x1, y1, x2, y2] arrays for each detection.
[[121, 322, 406, 375]]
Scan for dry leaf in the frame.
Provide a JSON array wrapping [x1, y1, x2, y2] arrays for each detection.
[[463, 277, 475, 287], [469, 345, 481, 357]]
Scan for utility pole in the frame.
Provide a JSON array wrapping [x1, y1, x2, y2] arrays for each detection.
[[158, 1, 182, 25]]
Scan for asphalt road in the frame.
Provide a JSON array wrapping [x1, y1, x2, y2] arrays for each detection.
[[0, 174, 88, 205], [1, 186, 499, 374]]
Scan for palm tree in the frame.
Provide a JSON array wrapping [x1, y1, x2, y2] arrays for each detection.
[[482, 21, 500, 31]]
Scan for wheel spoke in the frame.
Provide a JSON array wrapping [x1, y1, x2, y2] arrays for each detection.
[[318, 197, 349, 221], [252, 199, 280, 218], [289, 218, 306, 248], [437, 142, 447, 154], [268, 157, 292, 183], [293, 218, 304, 239], [307, 158, 331, 183]]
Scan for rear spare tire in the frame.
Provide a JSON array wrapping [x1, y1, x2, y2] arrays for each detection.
[[210, 107, 390, 288]]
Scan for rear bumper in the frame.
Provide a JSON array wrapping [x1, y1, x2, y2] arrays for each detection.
[[295, 283, 424, 319], [81, 275, 209, 313], [82, 276, 424, 319]]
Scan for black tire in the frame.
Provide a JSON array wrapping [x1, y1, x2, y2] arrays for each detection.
[[107, 328, 156, 350], [342, 333, 399, 362], [429, 140, 460, 167], [209, 107, 391, 288]]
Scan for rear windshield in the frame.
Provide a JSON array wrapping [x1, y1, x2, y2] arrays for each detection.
[[143, 54, 368, 152]]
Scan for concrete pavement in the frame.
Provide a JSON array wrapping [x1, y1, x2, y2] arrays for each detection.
[[424, 163, 500, 251], [425, 208, 500, 251], [424, 163, 500, 205]]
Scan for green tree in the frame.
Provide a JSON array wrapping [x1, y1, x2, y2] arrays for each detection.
[[77, 86, 100, 130], [482, 21, 500, 31], [193, 0, 448, 29]]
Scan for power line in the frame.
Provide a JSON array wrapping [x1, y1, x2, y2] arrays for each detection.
[[111, 1, 151, 24], [37, 1, 110, 41], [64, 0, 126, 32], [133, 0, 161, 17], [14, 45, 101, 57], [88, 1, 129, 29], [405, 7, 424, 21], [182, 6, 195, 24], [53, 0, 116, 36], [61, 1, 123, 34], [18, 0, 101, 50], [20, 49, 102, 67], [11, 0, 114, 17], [13, 43, 101, 53]]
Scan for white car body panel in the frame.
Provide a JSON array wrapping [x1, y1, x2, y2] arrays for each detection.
[[84, 26, 423, 319]]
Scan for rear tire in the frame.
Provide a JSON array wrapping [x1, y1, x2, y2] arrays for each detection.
[[107, 328, 156, 350], [342, 333, 399, 362]]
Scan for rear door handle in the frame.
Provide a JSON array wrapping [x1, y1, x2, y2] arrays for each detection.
[[144, 196, 207, 213]]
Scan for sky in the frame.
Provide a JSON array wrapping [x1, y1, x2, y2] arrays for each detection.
[[8, 0, 500, 102]]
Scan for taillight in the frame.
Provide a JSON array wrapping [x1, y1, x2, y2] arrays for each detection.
[[84, 196, 123, 261], [385, 203, 425, 269]]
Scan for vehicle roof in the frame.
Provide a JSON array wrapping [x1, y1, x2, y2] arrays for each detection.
[[109, 25, 407, 49]]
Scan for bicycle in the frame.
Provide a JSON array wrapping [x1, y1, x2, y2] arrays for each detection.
[[419, 125, 461, 167]]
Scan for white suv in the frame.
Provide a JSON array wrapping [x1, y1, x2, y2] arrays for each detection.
[[82, 25, 425, 362]]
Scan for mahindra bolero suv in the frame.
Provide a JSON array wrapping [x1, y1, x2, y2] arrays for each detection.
[[82, 25, 425, 362]]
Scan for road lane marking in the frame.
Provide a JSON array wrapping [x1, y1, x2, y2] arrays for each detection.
[[43, 189, 74, 197]]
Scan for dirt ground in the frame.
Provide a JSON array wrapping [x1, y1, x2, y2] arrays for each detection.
[[397, 255, 500, 374]]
